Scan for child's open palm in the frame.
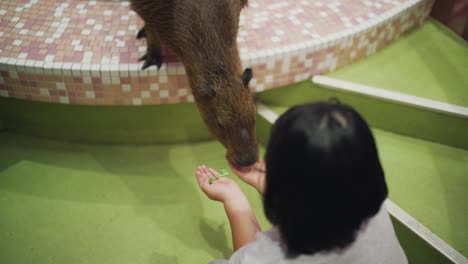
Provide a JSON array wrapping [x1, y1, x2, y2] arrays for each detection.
[[195, 166, 245, 204]]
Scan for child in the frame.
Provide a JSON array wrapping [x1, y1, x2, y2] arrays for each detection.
[[195, 101, 408, 264]]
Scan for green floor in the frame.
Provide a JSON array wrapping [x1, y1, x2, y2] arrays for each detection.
[[0, 133, 269, 264], [327, 19, 468, 107]]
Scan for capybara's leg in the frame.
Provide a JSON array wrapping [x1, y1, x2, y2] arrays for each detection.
[[138, 29, 162, 70]]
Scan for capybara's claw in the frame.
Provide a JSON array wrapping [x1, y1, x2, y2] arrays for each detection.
[[138, 54, 147, 62], [141, 54, 162, 70], [136, 28, 146, 39]]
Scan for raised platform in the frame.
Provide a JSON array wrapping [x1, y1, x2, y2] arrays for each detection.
[[0, 0, 433, 105]]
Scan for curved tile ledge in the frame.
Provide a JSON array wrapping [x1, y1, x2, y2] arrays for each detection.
[[0, 0, 434, 105]]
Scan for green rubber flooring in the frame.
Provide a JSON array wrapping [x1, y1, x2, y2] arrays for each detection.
[[0, 133, 269, 264], [327, 19, 468, 107], [269, 105, 468, 257]]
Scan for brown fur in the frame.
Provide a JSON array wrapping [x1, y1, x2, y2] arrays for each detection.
[[131, 0, 258, 166]]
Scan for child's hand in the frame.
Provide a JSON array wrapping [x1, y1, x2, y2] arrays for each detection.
[[229, 159, 266, 195], [196, 165, 248, 207]]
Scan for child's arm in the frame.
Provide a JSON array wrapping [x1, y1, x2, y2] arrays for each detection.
[[196, 165, 261, 251], [224, 194, 261, 251]]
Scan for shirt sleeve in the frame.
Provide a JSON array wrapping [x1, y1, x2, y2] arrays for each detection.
[[207, 242, 252, 264], [208, 228, 278, 264]]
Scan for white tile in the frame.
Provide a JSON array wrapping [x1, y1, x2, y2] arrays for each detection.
[[168, 65, 177, 75], [122, 84, 131, 92], [111, 77, 120, 85], [366, 43, 377, 56], [159, 75, 168, 83], [56, 82, 66, 90], [150, 83, 159, 91], [12, 40, 23, 46], [17, 53, 28, 59], [187, 94, 194, 102], [39, 88, 50, 96], [102, 78, 111, 85], [141, 91, 150, 98], [266, 59, 275, 70], [256, 83, 265, 92], [132, 98, 142, 105], [178, 88, 188, 96], [83, 76, 92, 84], [59, 96, 69, 104], [85, 91, 95, 99], [0, 90, 9, 97], [160, 90, 169, 98]]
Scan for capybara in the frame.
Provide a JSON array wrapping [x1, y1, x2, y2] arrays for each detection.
[[130, 0, 258, 167]]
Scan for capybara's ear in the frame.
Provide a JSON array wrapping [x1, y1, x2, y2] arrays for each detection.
[[242, 68, 253, 86], [200, 83, 217, 98]]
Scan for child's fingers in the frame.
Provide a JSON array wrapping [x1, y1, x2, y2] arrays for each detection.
[[207, 168, 219, 178], [196, 166, 207, 187], [216, 177, 232, 184], [255, 159, 266, 172], [228, 162, 247, 176], [202, 166, 213, 179], [197, 166, 214, 187]]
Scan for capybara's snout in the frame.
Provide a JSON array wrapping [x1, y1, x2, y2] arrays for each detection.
[[232, 147, 258, 167], [225, 128, 259, 168]]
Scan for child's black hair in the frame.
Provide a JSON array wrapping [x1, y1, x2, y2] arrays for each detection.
[[263, 101, 388, 257]]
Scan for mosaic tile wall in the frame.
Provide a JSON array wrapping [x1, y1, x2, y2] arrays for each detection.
[[0, 0, 434, 105]]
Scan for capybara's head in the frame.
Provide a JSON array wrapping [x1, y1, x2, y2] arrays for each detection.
[[194, 68, 258, 167]]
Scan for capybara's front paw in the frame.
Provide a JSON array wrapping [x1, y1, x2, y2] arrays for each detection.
[[138, 52, 162, 70]]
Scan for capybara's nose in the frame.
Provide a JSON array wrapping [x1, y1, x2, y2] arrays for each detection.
[[235, 151, 258, 167]]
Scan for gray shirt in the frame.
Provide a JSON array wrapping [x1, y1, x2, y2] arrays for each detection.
[[210, 202, 408, 264]]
